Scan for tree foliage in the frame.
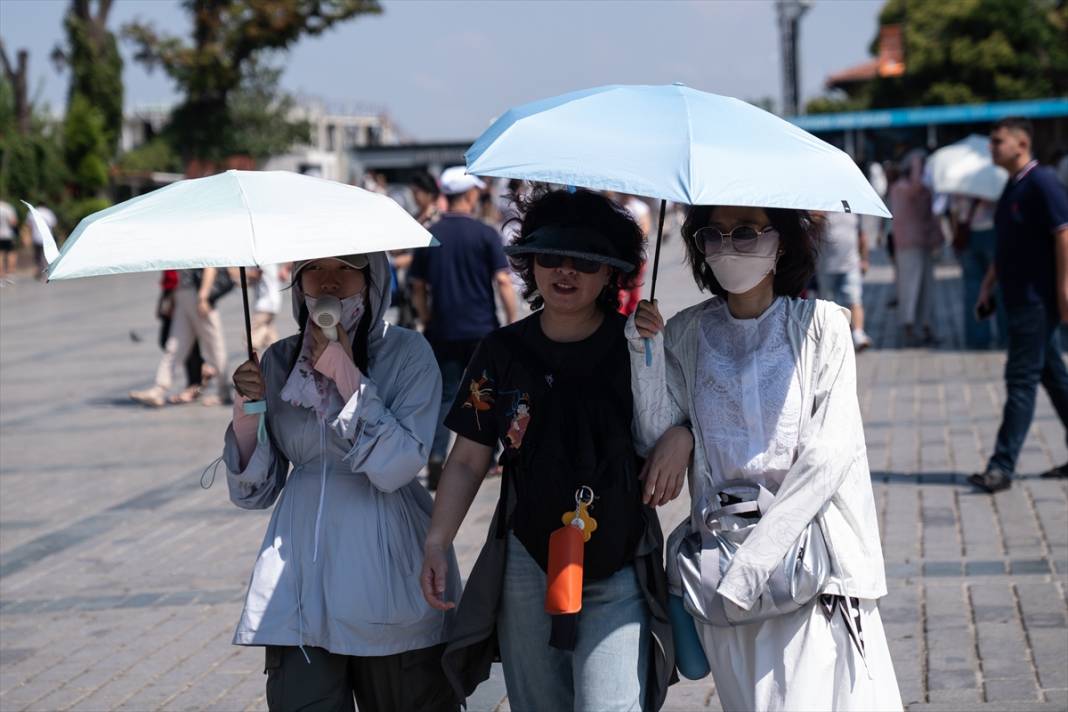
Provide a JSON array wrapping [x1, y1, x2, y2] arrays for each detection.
[[0, 63, 67, 217], [808, 0, 1068, 113], [53, 0, 124, 155], [123, 0, 380, 162]]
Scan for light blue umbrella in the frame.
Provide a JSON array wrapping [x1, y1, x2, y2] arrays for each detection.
[[467, 83, 890, 309]]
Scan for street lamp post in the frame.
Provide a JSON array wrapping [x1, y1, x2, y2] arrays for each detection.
[[776, 0, 812, 116]]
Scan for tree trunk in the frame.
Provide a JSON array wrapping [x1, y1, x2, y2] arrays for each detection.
[[0, 42, 30, 135]]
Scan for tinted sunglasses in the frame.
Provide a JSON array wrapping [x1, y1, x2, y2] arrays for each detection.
[[535, 253, 604, 274], [695, 226, 778, 255]]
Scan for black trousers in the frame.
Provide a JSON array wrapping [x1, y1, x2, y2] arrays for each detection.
[[264, 644, 458, 712]]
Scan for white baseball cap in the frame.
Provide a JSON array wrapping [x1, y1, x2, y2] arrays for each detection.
[[439, 166, 486, 196]]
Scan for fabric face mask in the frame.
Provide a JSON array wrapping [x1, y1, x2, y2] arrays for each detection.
[[304, 293, 366, 336], [705, 235, 780, 295]]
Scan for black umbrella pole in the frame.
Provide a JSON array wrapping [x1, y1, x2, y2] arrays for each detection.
[[648, 199, 667, 303], [239, 266, 255, 362]]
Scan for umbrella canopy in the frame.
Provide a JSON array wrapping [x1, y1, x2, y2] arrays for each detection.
[[466, 83, 890, 217], [928, 134, 1008, 201], [35, 170, 435, 281]]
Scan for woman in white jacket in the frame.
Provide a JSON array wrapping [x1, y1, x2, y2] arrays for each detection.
[[630, 204, 902, 711]]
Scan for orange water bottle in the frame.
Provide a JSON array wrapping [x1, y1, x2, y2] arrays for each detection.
[[545, 487, 597, 615]]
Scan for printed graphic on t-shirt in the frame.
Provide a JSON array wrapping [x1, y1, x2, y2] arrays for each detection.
[[503, 392, 532, 449], [463, 371, 494, 429]]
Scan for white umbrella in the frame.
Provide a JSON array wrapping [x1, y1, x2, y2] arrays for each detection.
[[928, 135, 1008, 201], [26, 169, 435, 359], [33, 170, 433, 280], [27, 169, 435, 430]]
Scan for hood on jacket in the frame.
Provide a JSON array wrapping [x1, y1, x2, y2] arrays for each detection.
[[289, 252, 392, 341]]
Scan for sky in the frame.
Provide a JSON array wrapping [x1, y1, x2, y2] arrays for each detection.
[[0, 0, 884, 141]]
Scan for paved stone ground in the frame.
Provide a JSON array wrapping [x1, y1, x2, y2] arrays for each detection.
[[1, 236, 1066, 711]]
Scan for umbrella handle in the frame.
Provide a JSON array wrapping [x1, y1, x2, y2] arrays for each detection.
[[644, 200, 667, 367]]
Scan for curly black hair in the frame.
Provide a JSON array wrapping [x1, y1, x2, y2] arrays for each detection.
[[506, 187, 646, 312], [680, 206, 821, 298]]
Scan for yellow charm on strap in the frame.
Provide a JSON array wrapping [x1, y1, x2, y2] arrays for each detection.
[[561, 486, 598, 543]]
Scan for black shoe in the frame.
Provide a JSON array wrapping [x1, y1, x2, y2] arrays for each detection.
[[1040, 462, 1068, 479], [427, 460, 443, 492], [968, 467, 1012, 493]]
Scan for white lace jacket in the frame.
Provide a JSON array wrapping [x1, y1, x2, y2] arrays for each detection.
[[626, 297, 887, 609]]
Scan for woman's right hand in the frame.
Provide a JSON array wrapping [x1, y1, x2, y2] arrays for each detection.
[[420, 542, 455, 611], [232, 356, 266, 401], [634, 299, 665, 339]]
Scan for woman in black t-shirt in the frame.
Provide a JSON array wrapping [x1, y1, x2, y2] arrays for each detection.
[[420, 189, 693, 711]]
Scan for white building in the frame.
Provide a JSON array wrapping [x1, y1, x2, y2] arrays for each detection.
[[263, 98, 400, 182]]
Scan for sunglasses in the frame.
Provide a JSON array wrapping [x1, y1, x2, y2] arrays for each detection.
[[535, 253, 604, 274], [695, 225, 778, 255]]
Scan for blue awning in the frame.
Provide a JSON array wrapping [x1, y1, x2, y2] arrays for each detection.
[[789, 98, 1068, 132]]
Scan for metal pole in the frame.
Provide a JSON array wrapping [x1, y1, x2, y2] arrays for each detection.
[[239, 266, 254, 362], [648, 199, 667, 302]]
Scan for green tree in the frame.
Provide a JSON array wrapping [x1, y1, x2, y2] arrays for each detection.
[[53, 0, 124, 155], [808, 0, 1068, 112], [123, 0, 380, 164], [0, 55, 67, 218]]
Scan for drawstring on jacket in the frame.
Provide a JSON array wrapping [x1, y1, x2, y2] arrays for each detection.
[[292, 418, 331, 666]]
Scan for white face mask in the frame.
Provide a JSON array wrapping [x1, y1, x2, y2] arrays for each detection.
[[304, 293, 366, 335], [705, 234, 780, 295]]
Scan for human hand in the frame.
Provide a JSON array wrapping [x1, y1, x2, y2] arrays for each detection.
[[634, 299, 664, 339], [197, 296, 212, 318], [420, 542, 455, 611], [975, 282, 994, 320], [310, 322, 352, 367], [232, 356, 266, 401], [639, 425, 693, 506]]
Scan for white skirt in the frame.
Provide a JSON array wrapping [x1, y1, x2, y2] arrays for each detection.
[[697, 598, 903, 712]]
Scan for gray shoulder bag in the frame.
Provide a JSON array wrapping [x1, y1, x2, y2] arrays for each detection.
[[666, 478, 831, 627]]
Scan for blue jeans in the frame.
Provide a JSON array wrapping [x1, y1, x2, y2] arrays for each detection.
[[497, 534, 650, 712], [989, 302, 1068, 474], [961, 229, 1008, 349]]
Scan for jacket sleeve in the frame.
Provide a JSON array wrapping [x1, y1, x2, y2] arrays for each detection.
[[717, 306, 865, 610], [328, 334, 443, 493], [223, 350, 291, 510], [626, 313, 689, 457]]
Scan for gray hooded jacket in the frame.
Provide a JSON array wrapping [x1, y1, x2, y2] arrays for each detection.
[[223, 252, 461, 657]]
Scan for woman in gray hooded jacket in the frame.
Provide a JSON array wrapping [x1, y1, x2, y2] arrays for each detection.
[[224, 252, 461, 711]]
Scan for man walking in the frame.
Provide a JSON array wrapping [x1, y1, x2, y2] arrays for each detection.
[[970, 117, 1068, 493], [817, 210, 873, 351], [409, 167, 517, 490]]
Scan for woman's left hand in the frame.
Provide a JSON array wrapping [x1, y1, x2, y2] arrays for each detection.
[[640, 425, 693, 506], [310, 323, 353, 368]]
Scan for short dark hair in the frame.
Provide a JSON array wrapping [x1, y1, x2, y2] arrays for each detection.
[[993, 116, 1034, 141], [445, 189, 474, 207], [680, 206, 821, 298], [508, 187, 645, 312], [409, 172, 439, 197]]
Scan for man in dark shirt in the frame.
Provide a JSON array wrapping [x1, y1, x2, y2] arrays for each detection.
[[409, 166, 517, 489], [971, 117, 1068, 493]]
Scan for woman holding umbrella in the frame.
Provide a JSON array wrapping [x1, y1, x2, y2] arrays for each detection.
[[631, 205, 902, 711], [224, 252, 460, 711], [420, 188, 687, 711]]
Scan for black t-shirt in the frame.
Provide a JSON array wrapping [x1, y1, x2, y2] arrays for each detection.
[[994, 163, 1068, 309], [408, 214, 509, 343], [444, 311, 645, 580]]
